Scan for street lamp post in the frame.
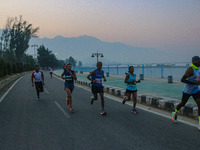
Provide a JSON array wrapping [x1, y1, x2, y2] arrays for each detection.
[[91, 51, 104, 62], [31, 44, 38, 59]]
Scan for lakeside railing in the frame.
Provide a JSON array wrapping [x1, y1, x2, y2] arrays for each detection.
[[74, 62, 190, 81]]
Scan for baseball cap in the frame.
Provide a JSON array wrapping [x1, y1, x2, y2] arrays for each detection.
[[192, 56, 200, 63]]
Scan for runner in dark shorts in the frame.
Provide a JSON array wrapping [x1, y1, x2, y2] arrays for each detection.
[[31, 65, 44, 100], [122, 66, 140, 113], [61, 63, 77, 112], [87, 62, 107, 115], [172, 56, 200, 130]]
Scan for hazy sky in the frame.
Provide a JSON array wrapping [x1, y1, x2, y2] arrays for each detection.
[[1, 0, 200, 52]]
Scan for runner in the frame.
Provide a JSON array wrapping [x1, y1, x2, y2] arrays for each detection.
[[172, 56, 200, 130], [122, 66, 140, 113], [49, 67, 53, 78], [61, 63, 77, 111], [87, 61, 107, 115], [31, 65, 44, 100]]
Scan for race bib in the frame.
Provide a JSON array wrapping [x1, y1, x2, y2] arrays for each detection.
[[95, 78, 102, 84]]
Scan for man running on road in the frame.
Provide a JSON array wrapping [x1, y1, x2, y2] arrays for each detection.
[[172, 56, 200, 130], [32, 65, 44, 100], [87, 61, 107, 115], [49, 67, 53, 78], [61, 63, 77, 111]]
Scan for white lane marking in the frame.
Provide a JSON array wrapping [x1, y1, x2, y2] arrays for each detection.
[[54, 101, 70, 118], [54, 75, 198, 128], [44, 87, 49, 94], [0, 77, 23, 103]]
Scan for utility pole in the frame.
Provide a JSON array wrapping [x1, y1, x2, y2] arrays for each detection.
[[31, 44, 38, 59]]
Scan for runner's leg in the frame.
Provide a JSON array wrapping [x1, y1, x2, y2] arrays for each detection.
[[172, 93, 190, 123], [65, 88, 72, 108], [35, 82, 40, 98], [194, 97, 200, 129], [176, 93, 190, 111], [133, 92, 137, 108], [126, 93, 131, 101]]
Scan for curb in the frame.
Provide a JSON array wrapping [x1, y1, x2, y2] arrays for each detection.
[[74, 78, 198, 120]]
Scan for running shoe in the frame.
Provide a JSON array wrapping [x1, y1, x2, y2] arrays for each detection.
[[70, 107, 74, 112], [172, 112, 177, 123], [132, 108, 138, 114], [100, 111, 107, 115], [90, 99, 94, 105], [90, 96, 94, 105], [122, 97, 126, 104]]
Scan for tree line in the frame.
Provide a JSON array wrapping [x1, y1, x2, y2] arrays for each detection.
[[0, 16, 38, 78], [0, 15, 83, 78]]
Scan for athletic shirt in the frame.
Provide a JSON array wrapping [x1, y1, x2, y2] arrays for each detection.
[[126, 72, 137, 91], [183, 67, 200, 94], [32, 71, 43, 82], [91, 69, 103, 87], [64, 70, 74, 83]]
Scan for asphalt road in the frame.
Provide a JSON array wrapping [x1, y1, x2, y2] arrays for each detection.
[[0, 72, 200, 150]]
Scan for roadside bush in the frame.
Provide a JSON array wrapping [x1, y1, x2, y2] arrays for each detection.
[[0, 58, 6, 77], [12, 63, 17, 74], [7, 62, 12, 75]]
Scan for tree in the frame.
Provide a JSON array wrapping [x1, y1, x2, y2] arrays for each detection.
[[0, 58, 6, 77], [7, 62, 12, 75], [66, 56, 77, 67], [37, 45, 58, 69], [78, 61, 83, 67], [0, 15, 39, 62], [12, 64, 17, 74], [58, 60, 65, 68]]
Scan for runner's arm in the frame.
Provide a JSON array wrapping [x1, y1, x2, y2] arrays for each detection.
[[102, 71, 106, 82], [124, 74, 132, 84], [61, 72, 65, 80], [87, 70, 95, 82], [181, 67, 196, 85], [41, 72, 44, 85], [73, 72, 77, 81], [136, 79, 140, 83], [31, 75, 34, 86], [31, 72, 34, 87]]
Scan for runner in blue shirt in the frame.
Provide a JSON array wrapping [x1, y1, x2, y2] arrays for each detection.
[[122, 66, 140, 113], [87, 62, 107, 115]]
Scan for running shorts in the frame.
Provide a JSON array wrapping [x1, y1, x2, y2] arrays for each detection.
[[35, 82, 43, 92], [92, 85, 104, 94], [126, 89, 137, 94], [64, 82, 74, 93], [182, 91, 200, 102]]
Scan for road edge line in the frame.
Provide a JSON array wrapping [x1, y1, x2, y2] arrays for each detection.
[[0, 76, 24, 103]]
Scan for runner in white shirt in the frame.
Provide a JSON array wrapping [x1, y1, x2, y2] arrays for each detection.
[[32, 65, 44, 100], [49, 68, 53, 78]]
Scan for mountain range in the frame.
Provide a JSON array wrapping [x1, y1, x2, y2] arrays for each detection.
[[0, 29, 194, 66]]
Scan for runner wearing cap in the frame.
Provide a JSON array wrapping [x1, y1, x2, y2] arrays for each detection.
[[172, 56, 200, 130]]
